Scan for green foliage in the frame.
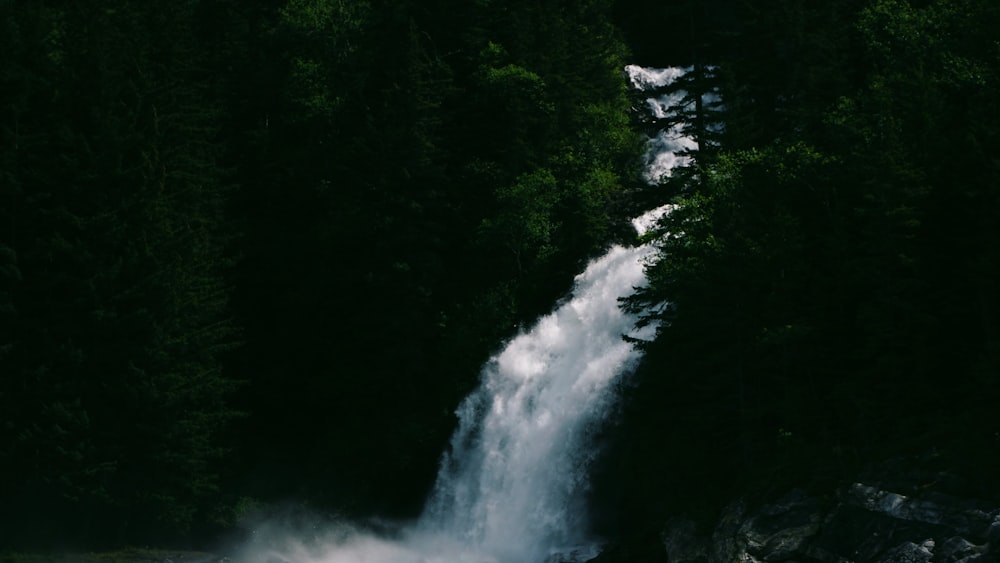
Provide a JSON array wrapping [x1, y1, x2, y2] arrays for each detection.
[[478, 168, 558, 273], [0, 0, 240, 548], [1, 0, 641, 549], [279, 0, 371, 120], [608, 0, 1000, 531], [221, 0, 640, 528], [280, 0, 369, 32]]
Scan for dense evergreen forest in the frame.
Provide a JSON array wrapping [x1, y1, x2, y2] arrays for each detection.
[[1, 0, 998, 553], [606, 0, 1000, 535]]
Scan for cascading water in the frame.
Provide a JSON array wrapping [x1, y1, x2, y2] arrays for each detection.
[[240, 65, 691, 563], [416, 222, 663, 563]]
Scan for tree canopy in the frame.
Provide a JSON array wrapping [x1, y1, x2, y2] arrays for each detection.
[[603, 0, 1000, 530]]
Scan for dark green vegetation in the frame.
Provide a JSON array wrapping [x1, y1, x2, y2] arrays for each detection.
[[1, 0, 637, 550], [1, 0, 998, 554], [600, 0, 1000, 537], [1, 1, 241, 548]]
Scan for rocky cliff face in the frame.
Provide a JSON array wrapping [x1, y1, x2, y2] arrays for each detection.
[[594, 456, 1000, 562]]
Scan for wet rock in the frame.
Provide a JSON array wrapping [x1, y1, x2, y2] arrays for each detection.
[[936, 536, 983, 561], [712, 489, 825, 562], [661, 515, 709, 563], [878, 539, 934, 563], [588, 528, 670, 563]]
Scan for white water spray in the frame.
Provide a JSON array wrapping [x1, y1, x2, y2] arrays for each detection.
[[416, 212, 663, 562], [625, 64, 722, 184], [238, 66, 692, 563]]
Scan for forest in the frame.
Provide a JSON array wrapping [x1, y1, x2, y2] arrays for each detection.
[[1, 0, 998, 553]]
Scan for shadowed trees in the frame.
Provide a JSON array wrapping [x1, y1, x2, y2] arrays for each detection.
[[601, 0, 1000, 530]]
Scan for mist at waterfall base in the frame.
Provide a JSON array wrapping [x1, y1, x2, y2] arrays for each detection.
[[234, 66, 688, 563]]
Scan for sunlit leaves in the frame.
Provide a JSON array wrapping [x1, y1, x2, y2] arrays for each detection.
[[478, 168, 558, 272], [288, 56, 342, 118], [859, 0, 936, 63], [279, 0, 371, 120], [280, 0, 370, 49]]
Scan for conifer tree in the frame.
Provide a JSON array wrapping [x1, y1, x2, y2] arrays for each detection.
[[0, 1, 239, 546]]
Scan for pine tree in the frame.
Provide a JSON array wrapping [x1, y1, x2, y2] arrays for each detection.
[[0, 1, 239, 547]]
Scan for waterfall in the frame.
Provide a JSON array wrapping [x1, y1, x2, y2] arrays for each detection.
[[415, 209, 664, 562], [238, 65, 690, 563]]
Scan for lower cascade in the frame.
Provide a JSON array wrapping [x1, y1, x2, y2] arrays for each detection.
[[239, 65, 687, 563], [415, 218, 663, 563]]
